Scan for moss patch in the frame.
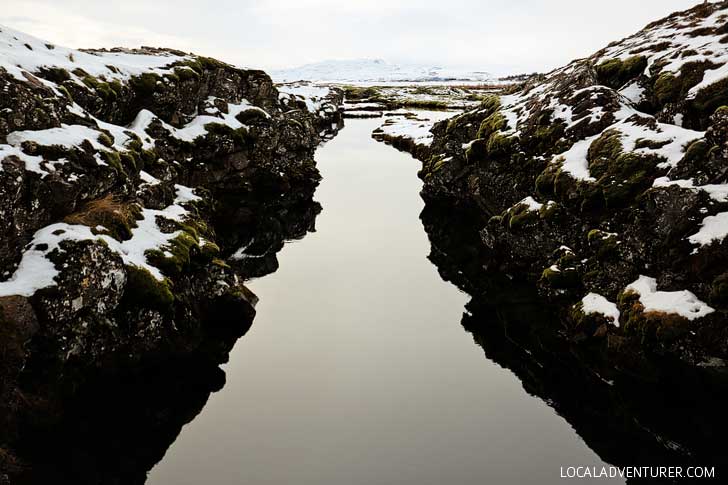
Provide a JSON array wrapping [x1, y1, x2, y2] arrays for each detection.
[[124, 265, 174, 310], [97, 132, 114, 148], [619, 290, 691, 343], [595, 56, 647, 89], [203, 122, 252, 146], [82, 76, 122, 101], [541, 266, 579, 288], [587, 129, 623, 178], [129, 72, 161, 98]]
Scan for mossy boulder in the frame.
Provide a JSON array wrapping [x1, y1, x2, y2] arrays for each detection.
[[595, 56, 647, 89], [541, 266, 580, 289], [476, 112, 507, 140], [570, 302, 614, 338], [123, 265, 174, 310]]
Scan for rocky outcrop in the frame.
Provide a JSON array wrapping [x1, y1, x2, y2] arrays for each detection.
[[389, 2, 728, 367], [0, 25, 342, 482], [421, 203, 728, 478]]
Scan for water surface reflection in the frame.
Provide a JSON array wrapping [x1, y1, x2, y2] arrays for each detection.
[[150, 118, 617, 485]]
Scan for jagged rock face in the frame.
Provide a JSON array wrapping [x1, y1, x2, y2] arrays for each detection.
[[407, 2, 728, 366], [421, 202, 728, 474], [0, 25, 342, 481]]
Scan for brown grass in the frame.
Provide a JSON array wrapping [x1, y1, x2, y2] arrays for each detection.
[[64, 194, 138, 238]]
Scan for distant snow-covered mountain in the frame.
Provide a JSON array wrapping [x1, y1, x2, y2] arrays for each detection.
[[270, 59, 493, 84]]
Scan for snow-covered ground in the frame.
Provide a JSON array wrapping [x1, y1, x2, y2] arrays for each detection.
[[372, 110, 457, 149], [271, 58, 495, 85], [0, 24, 185, 85]]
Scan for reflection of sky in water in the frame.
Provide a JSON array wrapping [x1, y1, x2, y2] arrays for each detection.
[[150, 117, 621, 485]]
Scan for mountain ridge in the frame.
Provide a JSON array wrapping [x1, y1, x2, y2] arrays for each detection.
[[271, 58, 494, 84]]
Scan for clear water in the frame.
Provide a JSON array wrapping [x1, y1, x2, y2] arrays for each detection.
[[148, 117, 621, 485]]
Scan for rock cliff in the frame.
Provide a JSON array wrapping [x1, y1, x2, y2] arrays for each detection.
[[0, 25, 342, 482], [397, 2, 728, 366]]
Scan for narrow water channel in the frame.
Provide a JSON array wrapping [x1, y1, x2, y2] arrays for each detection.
[[149, 117, 621, 485]]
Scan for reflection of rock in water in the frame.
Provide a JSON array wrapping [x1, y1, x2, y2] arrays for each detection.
[[224, 199, 322, 279], [1, 188, 322, 485], [421, 203, 728, 482], [14, 357, 229, 485]]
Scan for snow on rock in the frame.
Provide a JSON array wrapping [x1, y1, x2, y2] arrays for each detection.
[[7, 124, 110, 151], [167, 100, 267, 143], [388, 2, 728, 363], [128, 110, 162, 149], [0, 25, 284, 178], [379, 119, 437, 147], [518, 196, 544, 211], [460, 3, 728, 185], [688, 212, 728, 247], [581, 293, 621, 326], [0, 144, 45, 175], [139, 170, 161, 186], [597, 6, 728, 98], [0, 24, 185, 85], [618, 120, 704, 170], [653, 177, 728, 203], [0, 99, 266, 175], [174, 184, 202, 204], [557, 134, 599, 181], [625, 276, 714, 321], [0, 183, 202, 297], [278, 82, 332, 113], [0, 223, 97, 297], [373, 110, 457, 148], [619, 82, 645, 104], [554, 115, 703, 181]]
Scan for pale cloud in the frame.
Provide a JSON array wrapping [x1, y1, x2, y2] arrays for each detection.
[[0, 0, 706, 74]]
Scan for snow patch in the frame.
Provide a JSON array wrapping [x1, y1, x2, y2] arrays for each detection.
[[581, 293, 621, 326], [0, 184, 203, 296], [688, 212, 728, 247], [625, 276, 714, 321]]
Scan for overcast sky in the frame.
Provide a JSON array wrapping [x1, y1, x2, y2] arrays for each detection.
[[1, 0, 703, 74]]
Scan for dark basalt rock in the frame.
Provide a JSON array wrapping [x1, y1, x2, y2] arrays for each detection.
[[420, 203, 728, 481], [0, 30, 343, 482], [390, 2, 728, 367]]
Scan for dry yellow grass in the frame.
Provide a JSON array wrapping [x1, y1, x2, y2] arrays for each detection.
[[64, 194, 138, 239]]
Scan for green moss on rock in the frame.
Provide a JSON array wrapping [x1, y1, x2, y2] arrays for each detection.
[[97, 132, 114, 148], [595, 56, 647, 89], [587, 129, 623, 178], [476, 112, 507, 140], [39, 66, 71, 84], [203, 122, 251, 146], [100, 151, 126, 176], [465, 138, 488, 162], [654, 72, 680, 104], [486, 133, 514, 158], [692, 77, 728, 122], [82, 76, 121, 101], [124, 265, 175, 310], [541, 266, 579, 288], [130, 72, 161, 97], [618, 290, 690, 343], [145, 231, 200, 278], [538, 201, 560, 220], [200, 241, 221, 262]]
